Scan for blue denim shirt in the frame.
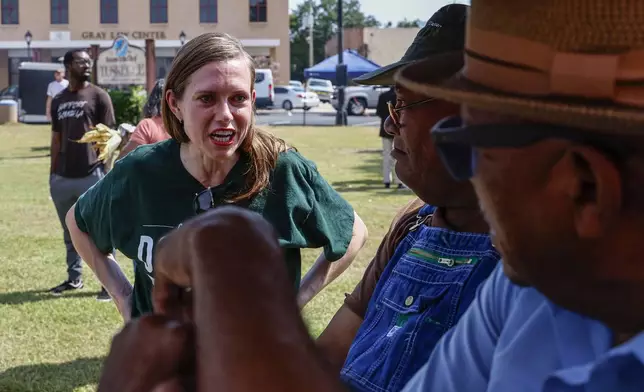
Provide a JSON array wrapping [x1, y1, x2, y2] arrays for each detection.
[[402, 264, 644, 392], [341, 205, 500, 392]]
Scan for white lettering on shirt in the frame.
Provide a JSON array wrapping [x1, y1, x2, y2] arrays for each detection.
[[56, 100, 88, 120]]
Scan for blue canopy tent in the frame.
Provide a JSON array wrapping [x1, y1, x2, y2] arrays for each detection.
[[304, 50, 380, 85]]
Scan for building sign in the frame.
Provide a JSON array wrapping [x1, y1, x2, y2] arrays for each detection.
[[81, 31, 167, 40], [97, 35, 146, 86]]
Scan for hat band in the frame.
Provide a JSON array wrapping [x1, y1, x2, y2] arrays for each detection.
[[463, 27, 644, 107]]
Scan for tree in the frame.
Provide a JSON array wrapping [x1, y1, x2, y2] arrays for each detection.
[[397, 18, 424, 28], [289, 0, 381, 81]]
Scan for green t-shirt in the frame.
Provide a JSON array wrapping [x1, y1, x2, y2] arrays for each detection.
[[74, 139, 355, 318]]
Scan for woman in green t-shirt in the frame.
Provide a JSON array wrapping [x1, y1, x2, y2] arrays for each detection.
[[65, 32, 368, 321]]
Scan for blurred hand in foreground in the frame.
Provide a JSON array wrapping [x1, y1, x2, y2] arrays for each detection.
[[99, 206, 345, 392]]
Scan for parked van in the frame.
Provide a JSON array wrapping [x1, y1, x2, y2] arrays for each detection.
[[254, 69, 274, 109], [18, 61, 65, 123]]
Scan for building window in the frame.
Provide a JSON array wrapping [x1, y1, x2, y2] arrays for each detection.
[[199, 0, 217, 23], [51, 0, 68, 24], [1, 0, 19, 24], [150, 0, 167, 23], [100, 0, 118, 24], [249, 0, 267, 22]]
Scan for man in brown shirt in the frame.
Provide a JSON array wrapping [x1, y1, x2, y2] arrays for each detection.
[[48, 49, 115, 300]]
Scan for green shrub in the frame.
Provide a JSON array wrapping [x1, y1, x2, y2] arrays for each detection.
[[107, 86, 147, 126]]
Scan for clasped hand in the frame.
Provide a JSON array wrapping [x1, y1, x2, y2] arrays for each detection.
[[98, 206, 323, 392]]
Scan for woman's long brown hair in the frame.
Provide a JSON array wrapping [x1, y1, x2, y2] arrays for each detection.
[[161, 32, 289, 203]]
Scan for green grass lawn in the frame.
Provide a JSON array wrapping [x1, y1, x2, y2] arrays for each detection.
[[0, 123, 414, 392]]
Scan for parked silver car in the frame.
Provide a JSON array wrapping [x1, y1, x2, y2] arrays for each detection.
[[305, 78, 334, 103], [331, 85, 388, 116]]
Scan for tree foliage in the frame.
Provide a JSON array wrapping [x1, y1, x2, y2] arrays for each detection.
[[107, 86, 146, 125], [289, 0, 380, 81], [397, 18, 424, 28]]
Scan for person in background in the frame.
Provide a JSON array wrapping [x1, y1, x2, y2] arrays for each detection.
[[375, 87, 401, 189], [45, 68, 69, 121], [116, 78, 170, 160], [49, 49, 115, 302], [65, 32, 367, 323]]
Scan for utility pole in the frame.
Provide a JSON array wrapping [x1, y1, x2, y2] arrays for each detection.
[[335, 0, 348, 125], [308, 12, 314, 68]]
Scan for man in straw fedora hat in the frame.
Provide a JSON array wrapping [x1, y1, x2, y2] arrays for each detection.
[[316, 4, 500, 391], [392, 0, 644, 391]]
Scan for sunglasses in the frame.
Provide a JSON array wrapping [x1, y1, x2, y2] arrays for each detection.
[[431, 116, 632, 181], [193, 187, 214, 214], [387, 97, 435, 127]]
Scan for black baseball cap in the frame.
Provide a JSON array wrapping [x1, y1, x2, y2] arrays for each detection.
[[353, 3, 468, 86]]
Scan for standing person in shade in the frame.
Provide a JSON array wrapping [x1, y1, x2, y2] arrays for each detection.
[[376, 87, 402, 189], [45, 68, 68, 121], [49, 49, 115, 301]]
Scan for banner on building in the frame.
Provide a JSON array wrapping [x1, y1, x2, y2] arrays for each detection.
[[97, 35, 146, 86]]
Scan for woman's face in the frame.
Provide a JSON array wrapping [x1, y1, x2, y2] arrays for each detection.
[[167, 57, 256, 161]]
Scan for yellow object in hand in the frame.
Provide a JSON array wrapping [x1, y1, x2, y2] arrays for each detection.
[[75, 123, 123, 164]]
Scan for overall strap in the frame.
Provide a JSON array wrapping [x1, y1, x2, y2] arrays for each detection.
[[409, 204, 436, 232], [419, 204, 436, 216]]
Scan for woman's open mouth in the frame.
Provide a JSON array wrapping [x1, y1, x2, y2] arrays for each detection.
[[209, 129, 235, 146]]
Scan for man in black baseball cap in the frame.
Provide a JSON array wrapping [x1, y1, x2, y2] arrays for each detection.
[[314, 4, 500, 392], [353, 4, 467, 86], [359, 5, 468, 192]]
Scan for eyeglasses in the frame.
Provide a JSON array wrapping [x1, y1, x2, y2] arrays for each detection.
[[193, 187, 214, 214], [431, 116, 632, 181], [387, 97, 435, 127]]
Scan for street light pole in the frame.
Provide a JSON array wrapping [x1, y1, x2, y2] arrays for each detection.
[[179, 31, 186, 46], [24, 31, 32, 60], [308, 13, 314, 68], [335, 0, 347, 126]]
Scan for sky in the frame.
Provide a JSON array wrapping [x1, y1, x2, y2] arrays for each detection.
[[288, 0, 470, 26]]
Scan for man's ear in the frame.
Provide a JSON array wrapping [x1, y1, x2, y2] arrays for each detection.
[[557, 146, 622, 238]]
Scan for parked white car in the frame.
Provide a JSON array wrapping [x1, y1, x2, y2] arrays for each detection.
[[273, 85, 320, 111], [289, 80, 304, 88]]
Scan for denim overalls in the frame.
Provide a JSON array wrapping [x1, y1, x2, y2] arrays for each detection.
[[341, 205, 500, 392]]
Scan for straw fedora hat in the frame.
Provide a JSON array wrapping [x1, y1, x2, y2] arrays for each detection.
[[394, 0, 644, 134]]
